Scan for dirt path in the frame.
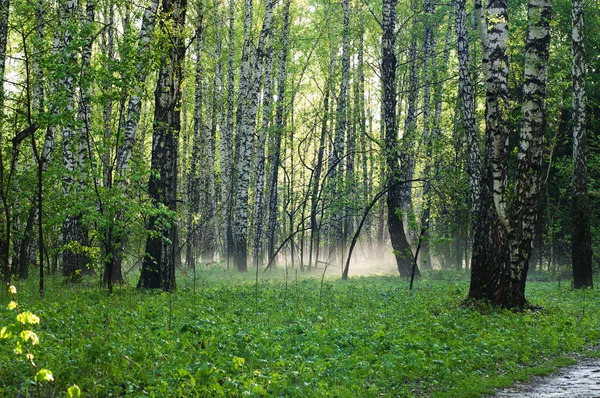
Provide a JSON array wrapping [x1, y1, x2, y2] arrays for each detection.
[[494, 359, 600, 397]]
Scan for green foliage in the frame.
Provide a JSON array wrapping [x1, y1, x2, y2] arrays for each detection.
[[1, 285, 53, 396], [2, 272, 600, 397]]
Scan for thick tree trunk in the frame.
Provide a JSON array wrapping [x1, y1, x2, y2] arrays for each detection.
[[571, 0, 593, 288], [382, 0, 415, 277], [138, 0, 187, 291], [469, 0, 551, 309]]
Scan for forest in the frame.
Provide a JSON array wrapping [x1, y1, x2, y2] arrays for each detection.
[[0, 0, 599, 394]]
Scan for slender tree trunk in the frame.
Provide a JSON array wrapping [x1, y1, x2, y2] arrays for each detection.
[[417, 0, 435, 270], [59, 0, 90, 281], [326, 0, 350, 267], [0, 0, 9, 284], [220, 0, 235, 266], [110, 0, 159, 283], [456, 0, 481, 217], [400, 0, 420, 240], [186, 3, 203, 270], [209, 2, 223, 262], [138, 0, 187, 291], [571, 0, 593, 288], [266, 0, 291, 267], [232, 0, 276, 272], [253, 44, 274, 267], [309, 79, 330, 269]]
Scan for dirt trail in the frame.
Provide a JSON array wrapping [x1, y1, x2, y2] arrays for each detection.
[[494, 359, 600, 397]]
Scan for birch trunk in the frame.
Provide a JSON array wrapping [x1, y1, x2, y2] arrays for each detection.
[[253, 44, 274, 267], [309, 77, 330, 269], [220, 0, 235, 266], [455, 0, 481, 217], [400, 0, 419, 235], [266, 0, 291, 267], [138, 0, 187, 291], [232, 0, 276, 272], [326, 0, 350, 264], [209, 1, 223, 262], [571, 0, 593, 288], [109, 0, 159, 283], [115, 0, 160, 174], [186, 3, 204, 270], [503, 0, 552, 307], [0, 0, 8, 283], [59, 0, 90, 281], [469, 0, 552, 309], [382, 0, 414, 277]]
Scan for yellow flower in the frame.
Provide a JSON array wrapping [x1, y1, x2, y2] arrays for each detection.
[[7, 301, 17, 310], [8, 285, 16, 294]]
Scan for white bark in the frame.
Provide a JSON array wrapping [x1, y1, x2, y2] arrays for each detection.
[[232, 0, 276, 271], [115, 0, 160, 174]]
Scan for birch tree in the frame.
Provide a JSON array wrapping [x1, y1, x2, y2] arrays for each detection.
[[382, 0, 414, 277], [138, 0, 187, 291], [571, 0, 593, 288], [59, 0, 90, 281], [469, 0, 552, 309], [455, 0, 481, 217], [266, 0, 291, 266], [232, 0, 276, 272]]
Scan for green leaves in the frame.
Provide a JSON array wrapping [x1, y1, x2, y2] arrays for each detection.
[[3, 274, 600, 396], [16, 312, 40, 325], [67, 384, 81, 397], [34, 369, 54, 382]]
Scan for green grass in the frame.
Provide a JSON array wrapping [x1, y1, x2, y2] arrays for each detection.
[[1, 268, 599, 397]]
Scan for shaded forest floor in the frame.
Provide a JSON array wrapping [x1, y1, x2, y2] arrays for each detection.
[[1, 268, 599, 397]]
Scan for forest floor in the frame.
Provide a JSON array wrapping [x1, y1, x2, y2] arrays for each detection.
[[1, 267, 599, 397], [494, 356, 600, 397]]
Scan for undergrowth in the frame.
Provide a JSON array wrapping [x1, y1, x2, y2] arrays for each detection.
[[1, 268, 599, 397]]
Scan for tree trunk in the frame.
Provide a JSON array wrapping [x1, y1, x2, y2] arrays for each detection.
[[138, 0, 187, 291], [571, 0, 593, 288], [109, 0, 159, 284], [253, 44, 274, 268], [232, 0, 276, 272], [382, 0, 415, 278], [220, 0, 235, 267], [186, 3, 203, 270], [326, 0, 350, 267], [455, 0, 481, 218], [469, 0, 551, 309], [266, 0, 291, 267], [59, 0, 90, 281], [309, 78, 330, 269], [400, 0, 420, 240]]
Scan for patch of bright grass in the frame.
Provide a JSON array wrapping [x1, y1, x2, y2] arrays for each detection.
[[1, 268, 599, 397]]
